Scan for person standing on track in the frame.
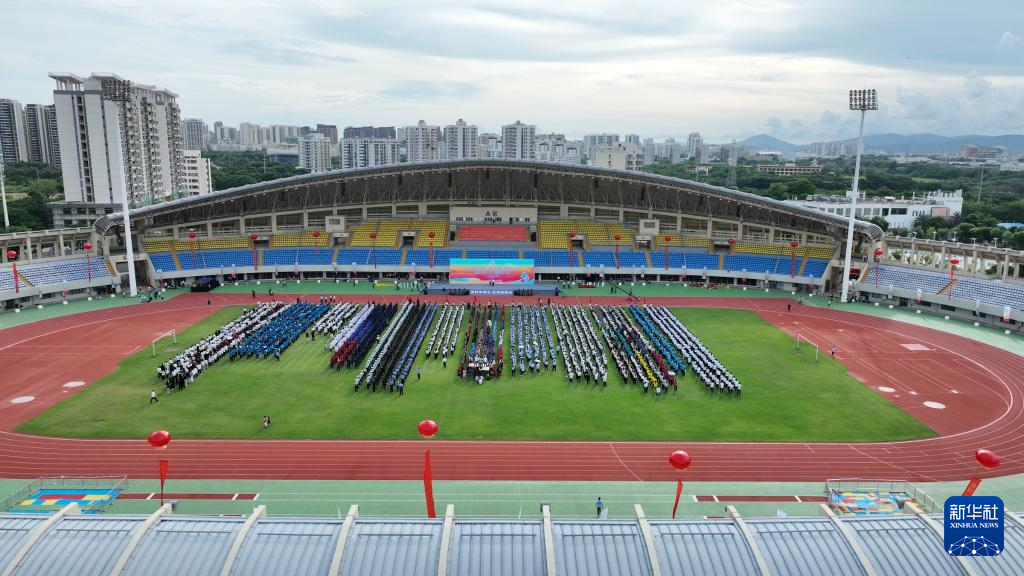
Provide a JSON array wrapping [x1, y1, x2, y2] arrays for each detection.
[[596, 497, 604, 518], [830, 346, 838, 358]]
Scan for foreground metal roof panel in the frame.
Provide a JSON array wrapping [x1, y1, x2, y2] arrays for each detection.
[[122, 516, 245, 576], [650, 519, 758, 576], [448, 520, 546, 576], [230, 518, 344, 576], [340, 519, 442, 576], [12, 515, 142, 576], [747, 518, 865, 576], [845, 516, 964, 576], [552, 520, 652, 576], [0, 516, 46, 570]]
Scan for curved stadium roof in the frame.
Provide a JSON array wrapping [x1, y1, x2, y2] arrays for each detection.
[[94, 159, 884, 243]]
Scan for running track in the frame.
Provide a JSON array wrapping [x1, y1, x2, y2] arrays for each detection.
[[0, 293, 1020, 483]]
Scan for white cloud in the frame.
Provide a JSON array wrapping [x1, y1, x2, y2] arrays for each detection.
[[998, 31, 1021, 49]]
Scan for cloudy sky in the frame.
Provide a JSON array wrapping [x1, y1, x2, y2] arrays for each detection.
[[3, 0, 1023, 142]]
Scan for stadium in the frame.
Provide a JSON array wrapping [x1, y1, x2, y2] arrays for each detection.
[[1, 159, 1023, 575]]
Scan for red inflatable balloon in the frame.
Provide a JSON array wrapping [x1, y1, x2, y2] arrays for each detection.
[[614, 234, 621, 241], [147, 430, 171, 449], [569, 231, 577, 238], [790, 241, 799, 248], [428, 231, 435, 238], [83, 242, 93, 250], [187, 231, 197, 239], [418, 419, 438, 438], [249, 234, 258, 241], [668, 450, 691, 470], [664, 235, 672, 242], [950, 258, 960, 265], [976, 449, 1000, 469], [6, 250, 16, 259], [874, 248, 884, 256], [313, 230, 321, 238], [728, 238, 736, 245]]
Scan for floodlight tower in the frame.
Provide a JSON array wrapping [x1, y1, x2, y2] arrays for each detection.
[[840, 88, 877, 303], [725, 140, 738, 189]]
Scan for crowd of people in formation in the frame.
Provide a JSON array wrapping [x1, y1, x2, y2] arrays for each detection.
[[509, 304, 557, 375], [645, 305, 742, 393], [592, 305, 675, 396], [355, 301, 436, 393], [157, 303, 284, 390], [628, 306, 687, 378], [551, 305, 607, 384], [328, 303, 397, 369], [458, 303, 504, 382], [441, 288, 470, 296], [228, 302, 329, 360], [309, 302, 361, 337], [424, 302, 463, 363], [512, 288, 536, 296]]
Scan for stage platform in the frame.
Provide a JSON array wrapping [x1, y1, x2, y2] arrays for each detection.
[[425, 283, 559, 296]]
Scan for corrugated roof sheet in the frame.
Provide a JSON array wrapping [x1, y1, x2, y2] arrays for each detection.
[[448, 520, 546, 576], [650, 519, 758, 576], [0, 516, 45, 569], [552, 521, 652, 576], [122, 516, 245, 576], [845, 516, 965, 576], [340, 519, 442, 576], [12, 515, 142, 576], [748, 518, 865, 576], [230, 518, 343, 576], [947, 514, 1024, 576]]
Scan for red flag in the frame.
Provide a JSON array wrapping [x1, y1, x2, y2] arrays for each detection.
[[672, 480, 684, 518], [962, 475, 982, 497], [423, 449, 437, 518], [159, 459, 169, 505]]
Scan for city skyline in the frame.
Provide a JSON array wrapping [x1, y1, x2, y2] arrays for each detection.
[[1, 0, 1022, 142]]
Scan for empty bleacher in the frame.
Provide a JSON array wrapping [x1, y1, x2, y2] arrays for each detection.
[[12, 256, 111, 287], [149, 253, 178, 272], [466, 250, 519, 260], [458, 225, 529, 242], [873, 266, 951, 294], [948, 276, 1024, 309], [271, 231, 328, 248], [178, 250, 254, 270], [348, 220, 448, 248], [649, 252, 720, 270], [582, 251, 616, 267], [657, 235, 710, 249], [405, 249, 461, 267], [524, 250, 571, 267], [537, 221, 636, 249], [262, 248, 334, 266]]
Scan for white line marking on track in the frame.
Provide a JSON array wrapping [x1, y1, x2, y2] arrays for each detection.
[[607, 443, 642, 481]]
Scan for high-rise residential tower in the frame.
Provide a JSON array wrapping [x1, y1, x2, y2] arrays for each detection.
[[405, 120, 442, 162], [50, 73, 184, 205], [501, 121, 536, 160], [443, 119, 479, 160]]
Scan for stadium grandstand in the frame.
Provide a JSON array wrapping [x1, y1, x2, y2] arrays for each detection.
[[0, 500, 1016, 576], [1, 160, 1021, 323]]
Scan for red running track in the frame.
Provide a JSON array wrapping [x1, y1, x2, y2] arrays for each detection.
[[0, 292, 1020, 482]]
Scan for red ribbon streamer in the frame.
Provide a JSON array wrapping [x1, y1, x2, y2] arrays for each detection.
[[962, 475, 982, 497], [158, 459, 169, 505], [672, 480, 684, 518], [423, 449, 437, 518]]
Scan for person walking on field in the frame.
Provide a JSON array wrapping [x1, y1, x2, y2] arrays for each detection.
[[417, 367, 422, 380], [263, 415, 271, 428], [150, 389, 158, 404], [831, 345, 838, 358], [596, 497, 604, 518]]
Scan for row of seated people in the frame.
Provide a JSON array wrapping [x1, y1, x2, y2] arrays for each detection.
[[328, 303, 398, 368], [157, 303, 284, 390], [551, 305, 605, 383], [354, 301, 434, 392], [229, 302, 329, 359], [645, 305, 742, 393], [424, 302, 463, 360], [509, 304, 557, 375], [1, 256, 110, 290], [592, 305, 676, 394]]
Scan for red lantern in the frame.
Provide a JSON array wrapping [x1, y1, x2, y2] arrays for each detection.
[[418, 419, 438, 438], [668, 450, 691, 470], [567, 232, 577, 272], [83, 243, 94, 282], [614, 234, 622, 269], [250, 234, 259, 271], [6, 250, 18, 294], [147, 429, 171, 449], [369, 233, 378, 269], [186, 231, 198, 269], [976, 449, 1000, 469]]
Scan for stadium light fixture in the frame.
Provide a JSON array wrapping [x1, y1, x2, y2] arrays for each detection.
[[840, 88, 877, 303]]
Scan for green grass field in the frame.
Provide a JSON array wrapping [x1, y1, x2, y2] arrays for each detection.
[[18, 306, 934, 442]]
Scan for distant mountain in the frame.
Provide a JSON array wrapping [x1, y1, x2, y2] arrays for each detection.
[[854, 134, 1024, 155], [739, 135, 806, 158]]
